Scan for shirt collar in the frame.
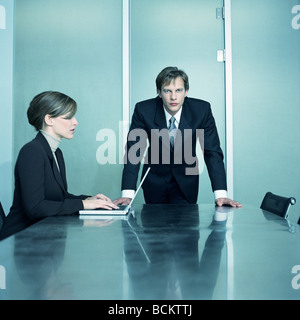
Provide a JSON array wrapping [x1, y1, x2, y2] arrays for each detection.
[[163, 105, 183, 127], [40, 130, 61, 153]]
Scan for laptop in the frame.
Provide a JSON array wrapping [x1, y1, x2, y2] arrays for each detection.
[[79, 167, 150, 216]]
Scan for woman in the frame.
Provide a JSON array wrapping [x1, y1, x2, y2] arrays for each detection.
[[0, 91, 118, 240]]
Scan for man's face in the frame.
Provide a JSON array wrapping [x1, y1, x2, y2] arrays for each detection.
[[158, 76, 188, 116]]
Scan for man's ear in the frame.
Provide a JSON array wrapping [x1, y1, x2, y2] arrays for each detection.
[[44, 114, 53, 126], [157, 90, 161, 98]]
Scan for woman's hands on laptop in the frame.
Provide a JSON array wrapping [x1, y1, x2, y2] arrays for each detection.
[[113, 197, 132, 206], [83, 194, 119, 210]]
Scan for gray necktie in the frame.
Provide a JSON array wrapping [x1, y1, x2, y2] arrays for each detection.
[[168, 116, 177, 147]]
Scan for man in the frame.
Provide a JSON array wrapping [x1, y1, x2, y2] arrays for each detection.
[[114, 67, 241, 207]]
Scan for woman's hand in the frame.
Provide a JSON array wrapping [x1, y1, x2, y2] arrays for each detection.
[[83, 194, 119, 210], [86, 193, 112, 202]]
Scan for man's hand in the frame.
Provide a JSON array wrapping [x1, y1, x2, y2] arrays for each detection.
[[113, 197, 132, 205], [215, 198, 242, 208]]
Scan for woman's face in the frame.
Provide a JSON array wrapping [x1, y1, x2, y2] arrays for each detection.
[[45, 112, 78, 140]]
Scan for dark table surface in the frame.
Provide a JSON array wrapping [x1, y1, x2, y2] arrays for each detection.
[[0, 204, 299, 300]]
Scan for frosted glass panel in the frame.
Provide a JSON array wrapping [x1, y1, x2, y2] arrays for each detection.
[[13, 0, 123, 199], [130, 0, 226, 203], [0, 0, 14, 213], [231, 0, 300, 222]]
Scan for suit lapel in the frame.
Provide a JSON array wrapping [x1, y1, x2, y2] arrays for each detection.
[[179, 99, 194, 147], [36, 132, 66, 193], [153, 98, 171, 150], [55, 149, 68, 191], [52, 158, 66, 192], [154, 98, 167, 129], [178, 99, 192, 131]]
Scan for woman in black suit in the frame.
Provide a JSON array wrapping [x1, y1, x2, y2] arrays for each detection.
[[0, 91, 117, 240]]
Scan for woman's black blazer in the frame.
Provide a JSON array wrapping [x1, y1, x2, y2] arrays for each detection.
[[0, 132, 88, 239]]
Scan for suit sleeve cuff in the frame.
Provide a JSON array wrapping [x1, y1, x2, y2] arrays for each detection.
[[122, 189, 135, 199], [214, 190, 228, 200]]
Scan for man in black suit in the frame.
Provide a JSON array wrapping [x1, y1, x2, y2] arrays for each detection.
[[114, 67, 241, 207]]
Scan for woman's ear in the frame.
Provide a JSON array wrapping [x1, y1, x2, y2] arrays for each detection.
[[44, 114, 53, 126]]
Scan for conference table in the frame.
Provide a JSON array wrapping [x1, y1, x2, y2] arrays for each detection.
[[0, 204, 299, 300]]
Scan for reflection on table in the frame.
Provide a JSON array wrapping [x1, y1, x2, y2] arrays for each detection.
[[0, 204, 299, 300], [122, 205, 227, 299]]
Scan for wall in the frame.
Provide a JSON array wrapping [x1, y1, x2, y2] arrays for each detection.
[[13, 0, 123, 200], [12, 0, 226, 205], [0, 0, 14, 214], [130, 0, 226, 203], [231, 0, 300, 222], [5, 0, 300, 220]]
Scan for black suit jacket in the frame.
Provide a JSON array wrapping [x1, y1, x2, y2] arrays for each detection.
[[121, 96, 227, 203], [0, 132, 88, 240]]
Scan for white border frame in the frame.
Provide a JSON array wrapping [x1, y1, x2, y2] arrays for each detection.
[[122, 0, 130, 155], [0, 0, 14, 213], [224, 0, 235, 300], [224, 0, 234, 199]]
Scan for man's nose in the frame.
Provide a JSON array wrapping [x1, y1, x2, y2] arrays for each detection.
[[170, 92, 177, 100]]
